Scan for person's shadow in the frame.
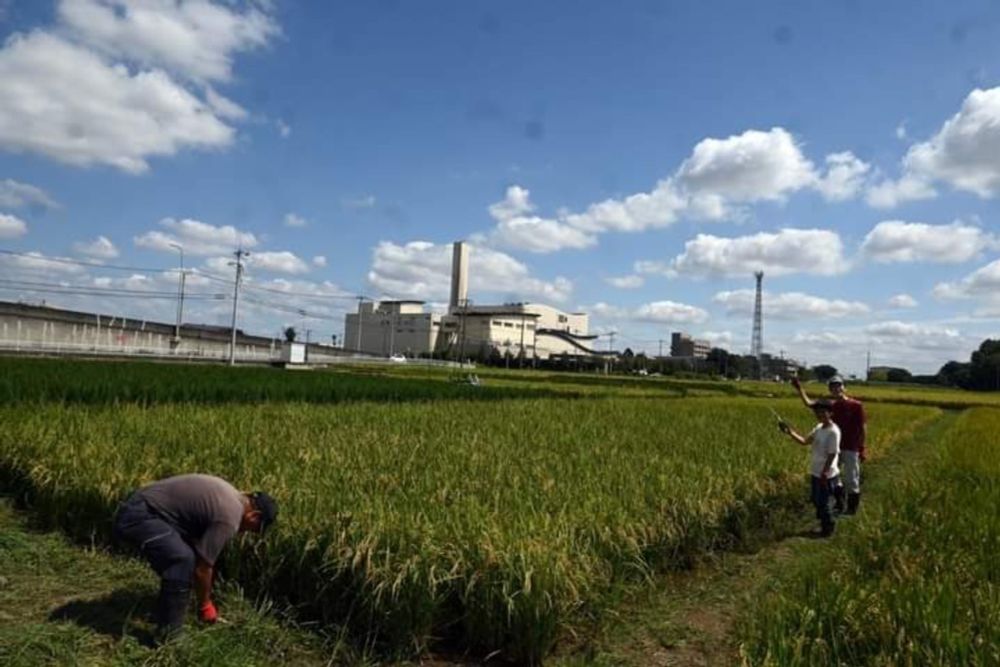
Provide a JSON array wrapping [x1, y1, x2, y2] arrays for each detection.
[[48, 588, 158, 647]]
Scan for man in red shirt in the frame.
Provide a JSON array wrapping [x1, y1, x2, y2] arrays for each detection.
[[791, 375, 867, 514]]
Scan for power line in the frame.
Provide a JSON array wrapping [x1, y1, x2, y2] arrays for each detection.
[[0, 248, 180, 274]]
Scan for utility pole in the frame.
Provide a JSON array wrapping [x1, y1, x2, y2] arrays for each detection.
[[228, 249, 249, 366], [866, 348, 872, 381], [305, 328, 312, 363], [658, 338, 663, 359], [169, 243, 185, 343]]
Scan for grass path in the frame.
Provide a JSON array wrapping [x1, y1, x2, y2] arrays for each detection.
[[549, 410, 959, 667], [0, 496, 361, 667]]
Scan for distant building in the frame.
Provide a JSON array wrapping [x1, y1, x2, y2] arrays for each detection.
[[344, 241, 609, 360], [670, 332, 711, 359]]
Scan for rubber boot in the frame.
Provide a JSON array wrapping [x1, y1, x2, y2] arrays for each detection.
[[155, 580, 190, 644], [846, 492, 861, 515], [832, 485, 846, 515]]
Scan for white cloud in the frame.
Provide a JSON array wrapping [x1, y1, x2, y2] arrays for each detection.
[[633, 259, 677, 278], [664, 228, 847, 278], [276, 119, 291, 138], [888, 293, 918, 308], [205, 250, 309, 275], [312, 255, 327, 267], [865, 174, 936, 208], [0, 213, 28, 239], [57, 0, 279, 84], [605, 274, 644, 289], [582, 300, 708, 325], [895, 122, 907, 140], [483, 130, 862, 246], [703, 330, 733, 346], [860, 220, 997, 263], [713, 289, 870, 320], [486, 186, 596, 253], [864, 321, 962, 350], [0, 32, 236, 173], [72, 235, 119, 259], [247, 250, 310, 275], [814, 152, 871, 202], [560, 128, 862, 237], [342, 195, 377, 209], [283, 213, 308, 228], [0, 179, 60, 209], [134, 217, 257, 256], [204, 87, 247, 121], [563, 180, 689, 233], [933, 259, 1000, 300], [367, 240, 573, 303], [488, 185, 533, 220], [633, 300, 709, 324], [869, 87, 1000, 206], [675, 127, 817, 203]]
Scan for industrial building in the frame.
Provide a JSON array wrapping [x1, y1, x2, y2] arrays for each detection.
[[670, 332, 711, 359], [344, 241, 608, 360]]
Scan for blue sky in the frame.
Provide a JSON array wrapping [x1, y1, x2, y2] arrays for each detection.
[[2, 0, 1000, 374]]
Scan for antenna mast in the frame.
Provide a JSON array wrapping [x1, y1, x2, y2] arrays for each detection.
[[751, 271, 764, 379]]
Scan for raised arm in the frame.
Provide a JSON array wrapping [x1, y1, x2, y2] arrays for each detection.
[[790, 376, 816, 409]]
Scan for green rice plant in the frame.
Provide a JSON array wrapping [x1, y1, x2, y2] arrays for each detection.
[[0, 393, 936, 662], [0, 357, 577, 405], [737, 408, 1000, 666]]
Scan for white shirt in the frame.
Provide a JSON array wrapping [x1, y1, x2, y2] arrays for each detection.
[[809, 422, 841, 479]]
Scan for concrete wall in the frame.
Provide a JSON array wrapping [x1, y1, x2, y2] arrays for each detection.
[[0, 304, 354, 364]]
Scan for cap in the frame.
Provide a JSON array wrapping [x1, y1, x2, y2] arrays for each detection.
[[250, 491, 278, 531], [827, 375, 845, 386]]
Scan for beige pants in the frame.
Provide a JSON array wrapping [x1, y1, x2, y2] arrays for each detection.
[[840, 450, 861, 494]]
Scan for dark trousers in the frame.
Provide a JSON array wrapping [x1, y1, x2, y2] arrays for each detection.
[[113, 493, 195, 631], [810, 475, 839, 533], [113, 493, 195, 584]]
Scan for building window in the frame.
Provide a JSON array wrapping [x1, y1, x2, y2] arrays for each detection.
[[504, 322, 513, 327], [558, 315, 568, 323]]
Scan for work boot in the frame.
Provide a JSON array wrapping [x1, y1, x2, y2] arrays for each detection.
[[846, 492, 861, 515], [832, 485, 846, 514], [156, 580, 191, 643], [820, 520, 835, 538]]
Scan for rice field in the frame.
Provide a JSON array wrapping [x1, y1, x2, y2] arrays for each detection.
[[738, 408, 1000, 665], [0, 357, 944, 662]]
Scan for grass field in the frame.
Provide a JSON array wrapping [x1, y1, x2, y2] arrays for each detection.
[[0, 356, 996, 664]]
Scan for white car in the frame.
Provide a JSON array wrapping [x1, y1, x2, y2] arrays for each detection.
[[389, 354, 407, 363]]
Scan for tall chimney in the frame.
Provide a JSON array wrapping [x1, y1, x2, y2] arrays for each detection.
[[450, 241, 468, 312]]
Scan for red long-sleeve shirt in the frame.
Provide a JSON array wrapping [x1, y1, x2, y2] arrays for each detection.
[[832, 397, 866, 457]]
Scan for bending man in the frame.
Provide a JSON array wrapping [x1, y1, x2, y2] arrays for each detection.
[[791, 374, 867, 514], [113, 474, 278, 639]]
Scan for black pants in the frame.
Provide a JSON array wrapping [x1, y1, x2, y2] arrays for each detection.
[[810, 475, 839, 532], [113, 493, 195, 585]]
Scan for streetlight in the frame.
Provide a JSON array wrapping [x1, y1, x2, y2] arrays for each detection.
[[169, 243, 185, 344]]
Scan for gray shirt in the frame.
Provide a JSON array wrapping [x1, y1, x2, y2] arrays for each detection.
[[139, 474, 245, 565]]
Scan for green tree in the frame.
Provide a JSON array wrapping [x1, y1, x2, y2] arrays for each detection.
[[886, 367, 913, 383], [811, 364, 838, 382]]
